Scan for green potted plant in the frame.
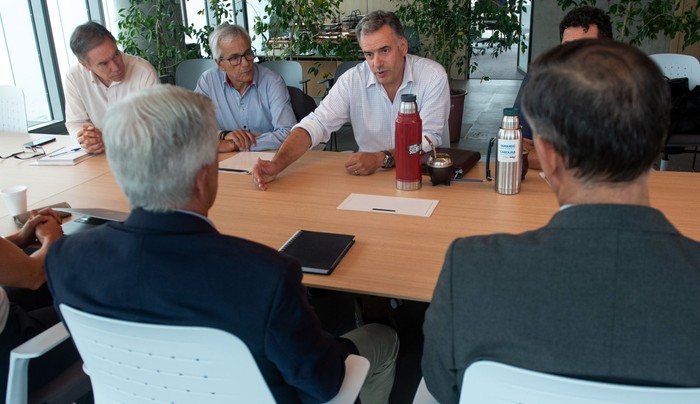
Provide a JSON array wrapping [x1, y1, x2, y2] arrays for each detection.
[[187, 0, 238, 58], [555, 0, 700, 50], [117, 0, 241, 82], [393, 0, 524, 143], [117, 0, 201, 82]]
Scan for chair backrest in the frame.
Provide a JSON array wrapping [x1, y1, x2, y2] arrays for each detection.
[[0, 85, 28, 133], [649, 53, 700, 89], [335, 60, 364, 81], [175, 58, 217, 90], [261, 60, 306, 92], [288, 86, 317, 122], [59, 304, 275, 403], [460, 361, 700, 403]]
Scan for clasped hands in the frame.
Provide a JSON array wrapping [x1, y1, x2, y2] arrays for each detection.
[[219, 130, 259, 152], [77, 124, 104, 154], [12, 208, 63, 248]]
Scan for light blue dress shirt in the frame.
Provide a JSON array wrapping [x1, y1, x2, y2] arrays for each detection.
[[195, 64, 296, 151]]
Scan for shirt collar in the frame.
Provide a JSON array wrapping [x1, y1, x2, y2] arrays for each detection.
[[175, 209, 217, 229], [223, 66, 256, 90]]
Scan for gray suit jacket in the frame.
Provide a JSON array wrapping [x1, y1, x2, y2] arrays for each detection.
[[422, 204, 700, 404]]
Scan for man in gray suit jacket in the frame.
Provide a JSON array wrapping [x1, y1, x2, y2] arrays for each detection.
[[422, 39, 700, 404]]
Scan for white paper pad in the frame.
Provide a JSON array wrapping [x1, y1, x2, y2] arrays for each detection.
[[337, 193, 439, 217], [218, 152, 275, 174]]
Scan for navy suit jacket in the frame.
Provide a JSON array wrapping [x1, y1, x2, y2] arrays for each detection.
[[46, 209, 354, 403], [423, 204, 700, 404]]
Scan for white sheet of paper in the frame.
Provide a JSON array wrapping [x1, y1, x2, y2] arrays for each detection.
[[337, 193, 439, 217], [218, 152, 275, 174]]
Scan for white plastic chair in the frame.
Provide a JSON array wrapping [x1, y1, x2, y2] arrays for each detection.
[[649, 54, 700, 171], [414, 361, 700, 403], [59, 303, 369, 403], [0, 85, 28, 133], [260, 60, 310, 93], [6, 322, 91, 404], [175, 59, 217, 90], [650, 53, 700, 89]]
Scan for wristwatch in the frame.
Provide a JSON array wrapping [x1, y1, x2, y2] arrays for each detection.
[[381, 150, 395, 168]]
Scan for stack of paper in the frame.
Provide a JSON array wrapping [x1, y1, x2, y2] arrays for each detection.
[[219, 152, 275, 173], [34, 147, 92, 166]]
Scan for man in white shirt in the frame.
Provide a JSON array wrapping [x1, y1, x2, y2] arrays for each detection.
[[252, 10, 450, 189], [63, 21, 159, 154]]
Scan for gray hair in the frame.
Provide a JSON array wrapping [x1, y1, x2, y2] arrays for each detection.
[[209, 23, 252, 61], [103, 85, 219, 212], [355, 10, 405, 42], [70, 21, 117, 61]]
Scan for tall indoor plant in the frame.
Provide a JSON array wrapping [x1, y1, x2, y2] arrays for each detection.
[[117, 0, 238, 82], [117, 0, 200, 82], [393, 0, 524, 143]]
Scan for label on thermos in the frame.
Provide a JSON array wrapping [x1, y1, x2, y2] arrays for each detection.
[[497, 139, 520, 162]]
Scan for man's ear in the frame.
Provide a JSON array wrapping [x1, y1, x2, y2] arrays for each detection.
[[78, 59, 90, 71], [534, 137, 556, 175], [396, 36, 408, 56], [534, 137, 567, 188], [193, 165, 210, 201]]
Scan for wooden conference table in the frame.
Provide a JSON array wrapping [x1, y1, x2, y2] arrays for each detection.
[[3, 132, 700, 302]]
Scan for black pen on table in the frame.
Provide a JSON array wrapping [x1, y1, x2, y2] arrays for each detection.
[[48, 147, 81, 157], [372, 208, 396, 212]]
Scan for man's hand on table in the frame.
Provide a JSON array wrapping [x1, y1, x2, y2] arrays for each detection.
[[344, 152, 384, 176], [77, 124, 105, 154]]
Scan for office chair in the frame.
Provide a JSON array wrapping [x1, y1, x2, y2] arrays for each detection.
[[260, 60, 310, 94], [649, 53, 700, 171], [413, 361, 700, 403], [287, 86, 317, 123], [318, 60, 363, 95], [0, 85, 28, 133], [175, 59, 217, 91], [318, 60, 363, 151], [59, 303, 369, 403], [6, 322, 92, 404]]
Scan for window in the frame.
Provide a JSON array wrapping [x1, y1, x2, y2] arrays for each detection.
[[0, 0, 242, 132], [0, 0, 104, 132]]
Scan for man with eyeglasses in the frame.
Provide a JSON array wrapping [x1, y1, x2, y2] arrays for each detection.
[[252, 10, 450, 189], [64, 21, 159, 154], [195, 23, 296, 152]]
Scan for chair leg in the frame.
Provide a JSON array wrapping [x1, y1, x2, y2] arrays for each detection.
[[693, 147, 698, 172], [330, 132, 337, 152]]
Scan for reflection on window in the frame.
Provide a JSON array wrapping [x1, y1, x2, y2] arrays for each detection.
[[0, 2, 51, 125], [47, 0, 90, 87]]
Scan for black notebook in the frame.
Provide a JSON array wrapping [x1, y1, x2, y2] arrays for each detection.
[[279, 230, 355, 275]]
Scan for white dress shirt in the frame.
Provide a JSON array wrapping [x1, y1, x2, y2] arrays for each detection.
[[296, 54, 450, 152], [63, 53, 159, 139]]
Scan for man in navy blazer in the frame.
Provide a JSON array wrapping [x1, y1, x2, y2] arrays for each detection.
[[46, 85, 398, 404], [422, 40, 700, 403]]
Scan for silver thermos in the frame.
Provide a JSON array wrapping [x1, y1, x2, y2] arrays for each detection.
[[486, 108, 522, 194]]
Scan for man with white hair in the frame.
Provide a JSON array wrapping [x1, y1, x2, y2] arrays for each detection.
[[195, 23, 296, 152], [46, 85, 398, 404]]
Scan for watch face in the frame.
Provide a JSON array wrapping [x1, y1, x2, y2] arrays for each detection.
[[383, 151, 394, 168]]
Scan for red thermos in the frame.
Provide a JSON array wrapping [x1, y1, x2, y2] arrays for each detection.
[[395, 94, 422, 190]]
